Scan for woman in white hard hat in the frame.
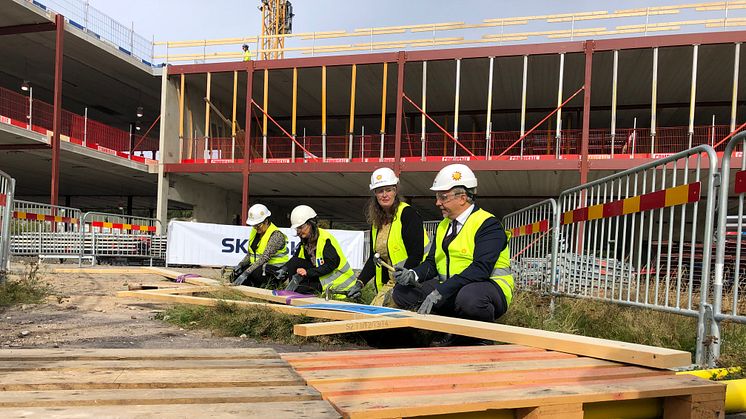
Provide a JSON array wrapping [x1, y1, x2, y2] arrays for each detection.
[[358, 167, 429, 306], [229, 203, 289, 287], [279, 205, 360, 300], [392, 163, 514, 346]]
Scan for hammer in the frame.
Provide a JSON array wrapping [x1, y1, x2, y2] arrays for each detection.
[[373, 252, 396, 273]]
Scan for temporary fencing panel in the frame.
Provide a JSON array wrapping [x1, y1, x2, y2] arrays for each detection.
[[0, 170, 14, 276], [80, 212, 166, 265], [556, 145, 718, 366], [712, 132, 746, 362], [503, 199, 558, 293], [10, 200, 83, 259]]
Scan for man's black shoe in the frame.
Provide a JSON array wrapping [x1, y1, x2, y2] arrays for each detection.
[[429, 333, 458, 347], [430, 333, 494, 347]]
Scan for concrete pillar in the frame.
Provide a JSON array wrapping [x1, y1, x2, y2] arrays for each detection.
[[156, 65, 180, 234]]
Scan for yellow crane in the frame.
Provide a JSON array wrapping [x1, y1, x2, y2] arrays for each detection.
[[259, 0, 294, 60]]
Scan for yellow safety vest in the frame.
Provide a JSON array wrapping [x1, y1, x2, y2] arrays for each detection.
[[298, 228, 355, 300], [243, 50, 251, 62], [434, 208, 514, 306], [371, 202, 431, 291], [248, 223, 289, 266]]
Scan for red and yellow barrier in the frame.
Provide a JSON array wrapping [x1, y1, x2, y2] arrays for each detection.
[[13, 211, 78, 224], [510, 219, 550, 238], [562, 181, 701, 225], [90, 221, 156, 232]]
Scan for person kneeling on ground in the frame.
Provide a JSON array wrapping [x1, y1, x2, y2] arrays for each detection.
[[392, 164, 514, 346], [278, 205, 361, 300], [229, 204, 289, 287]]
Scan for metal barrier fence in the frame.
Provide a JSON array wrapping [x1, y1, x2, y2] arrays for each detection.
[[712, 132, 746, 362], [0, 170, 15, 278], [10, 200, 83, 260], [556, 145, 718, 366], [503, 199, 558, 294], [25, 0, 154, 65], [80, 212, 165, 266]]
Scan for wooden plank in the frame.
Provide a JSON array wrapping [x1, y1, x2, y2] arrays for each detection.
[[117, 291, 359, 321], [0, 358, 290, 371], [149, 268, 693, 369], [281, 344, 546, 363], [516, 403, 584, 419], [0, 401, 341, 418], [330, 375, 722, 419], [663, 389, 727, 419], [412, 315, 692, 369], [290, 350, 578, 371], [133, 286, 221, 294], [0, 368, 303, 390], [297, 357, 616, 385], [0, 386, 321, 407], [293, 317, 413, 336], [0, 348, 278, 361], [312, 366, 669, 397]]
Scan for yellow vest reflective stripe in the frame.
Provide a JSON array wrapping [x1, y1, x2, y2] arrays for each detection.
[[248, 223, 289, 266], [298, 228, 355, 299], [370, 202, 430, 291], [433, 208, 514, 306], [243, 50, 251, 61]]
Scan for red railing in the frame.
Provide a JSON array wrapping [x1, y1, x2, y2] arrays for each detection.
[[0, 85, 158, 161]]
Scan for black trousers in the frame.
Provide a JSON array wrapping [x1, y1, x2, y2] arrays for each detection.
[[392, 278, 508, 323]]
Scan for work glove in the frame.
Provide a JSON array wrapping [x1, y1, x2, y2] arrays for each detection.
[[232, 270, 249, 286], [393, 267, 418, 287], [345, 280, 363, 300], [417, 289, 443, 315], [274, 266, 289, 282], [284, 274, 302, 292]]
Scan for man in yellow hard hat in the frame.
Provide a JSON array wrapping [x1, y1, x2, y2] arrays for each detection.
[[392, 163, 514, 346]]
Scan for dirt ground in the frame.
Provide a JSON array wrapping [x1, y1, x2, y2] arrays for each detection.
[[0, 263, 350, 353]]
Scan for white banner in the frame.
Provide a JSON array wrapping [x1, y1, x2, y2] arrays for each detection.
[[166, 221, 366, 269]]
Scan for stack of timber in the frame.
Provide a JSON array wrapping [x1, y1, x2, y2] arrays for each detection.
[[0, 348, 340, 418], [283, 345, 726, 418]]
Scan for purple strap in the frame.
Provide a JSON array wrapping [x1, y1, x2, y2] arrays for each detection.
[[272, 290, 315, 304], [175, 273, 200, 283]]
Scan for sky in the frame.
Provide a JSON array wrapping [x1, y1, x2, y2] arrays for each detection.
[[88, 0, 696, 42]]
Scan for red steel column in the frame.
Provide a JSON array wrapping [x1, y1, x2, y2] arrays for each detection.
[[580, 41, 594, 184], [50, 14, 64, 207], [242, 63, 255, 224], [393, 52, 406, 175]]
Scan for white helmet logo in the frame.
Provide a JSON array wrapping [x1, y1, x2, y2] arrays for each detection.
[[452, 171, 462, 181]]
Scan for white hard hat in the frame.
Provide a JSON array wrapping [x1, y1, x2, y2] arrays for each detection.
[[290, 205, 317, 229], [369, 167, 399, 191], [430, 163, 478, 191], [246, 203, 271, 226]]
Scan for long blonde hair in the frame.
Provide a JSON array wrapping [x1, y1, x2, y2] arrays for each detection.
[[365, 194, 401, 229]]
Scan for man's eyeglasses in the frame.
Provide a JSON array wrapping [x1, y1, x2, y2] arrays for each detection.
[[374, 186, 396, 196], [435, 191, 464, 203]]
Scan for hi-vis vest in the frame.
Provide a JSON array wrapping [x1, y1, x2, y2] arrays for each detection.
[[248, 223, 289, 267], [243, 50, 251, 62], [298, 228, 356, 299], [371, 202, 431, 291], [434, 208, 514, 305]]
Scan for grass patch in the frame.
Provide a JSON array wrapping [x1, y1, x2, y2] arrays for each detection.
[[501, 292, 746, 367], [158, 300, 364, 347], [0, 263, 50, 309]]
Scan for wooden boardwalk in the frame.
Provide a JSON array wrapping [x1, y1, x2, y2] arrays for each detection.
[[282, 344, 726, 419], [0, 348, 340, 418]]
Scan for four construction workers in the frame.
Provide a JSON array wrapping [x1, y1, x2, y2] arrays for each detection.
[[231, 163, 513, 345]]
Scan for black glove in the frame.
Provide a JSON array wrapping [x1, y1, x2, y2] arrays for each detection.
[[345, 280, 363, 300], [232, 270, 249, 286], [393, 267, 418, 287], [284, 274, 302, 292]]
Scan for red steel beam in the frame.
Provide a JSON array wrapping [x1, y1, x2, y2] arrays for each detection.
[[242, 64, 254, 225], [164, 163, 244, 173], [50, 14, 64, 207], [0, 22, 56, 36], [593, 30, 746, 52], [393, 51, 406, 175], [580, 41, 593, 184]]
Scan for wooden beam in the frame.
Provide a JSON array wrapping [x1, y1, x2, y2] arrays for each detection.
[[294, 317, 413, 336]]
